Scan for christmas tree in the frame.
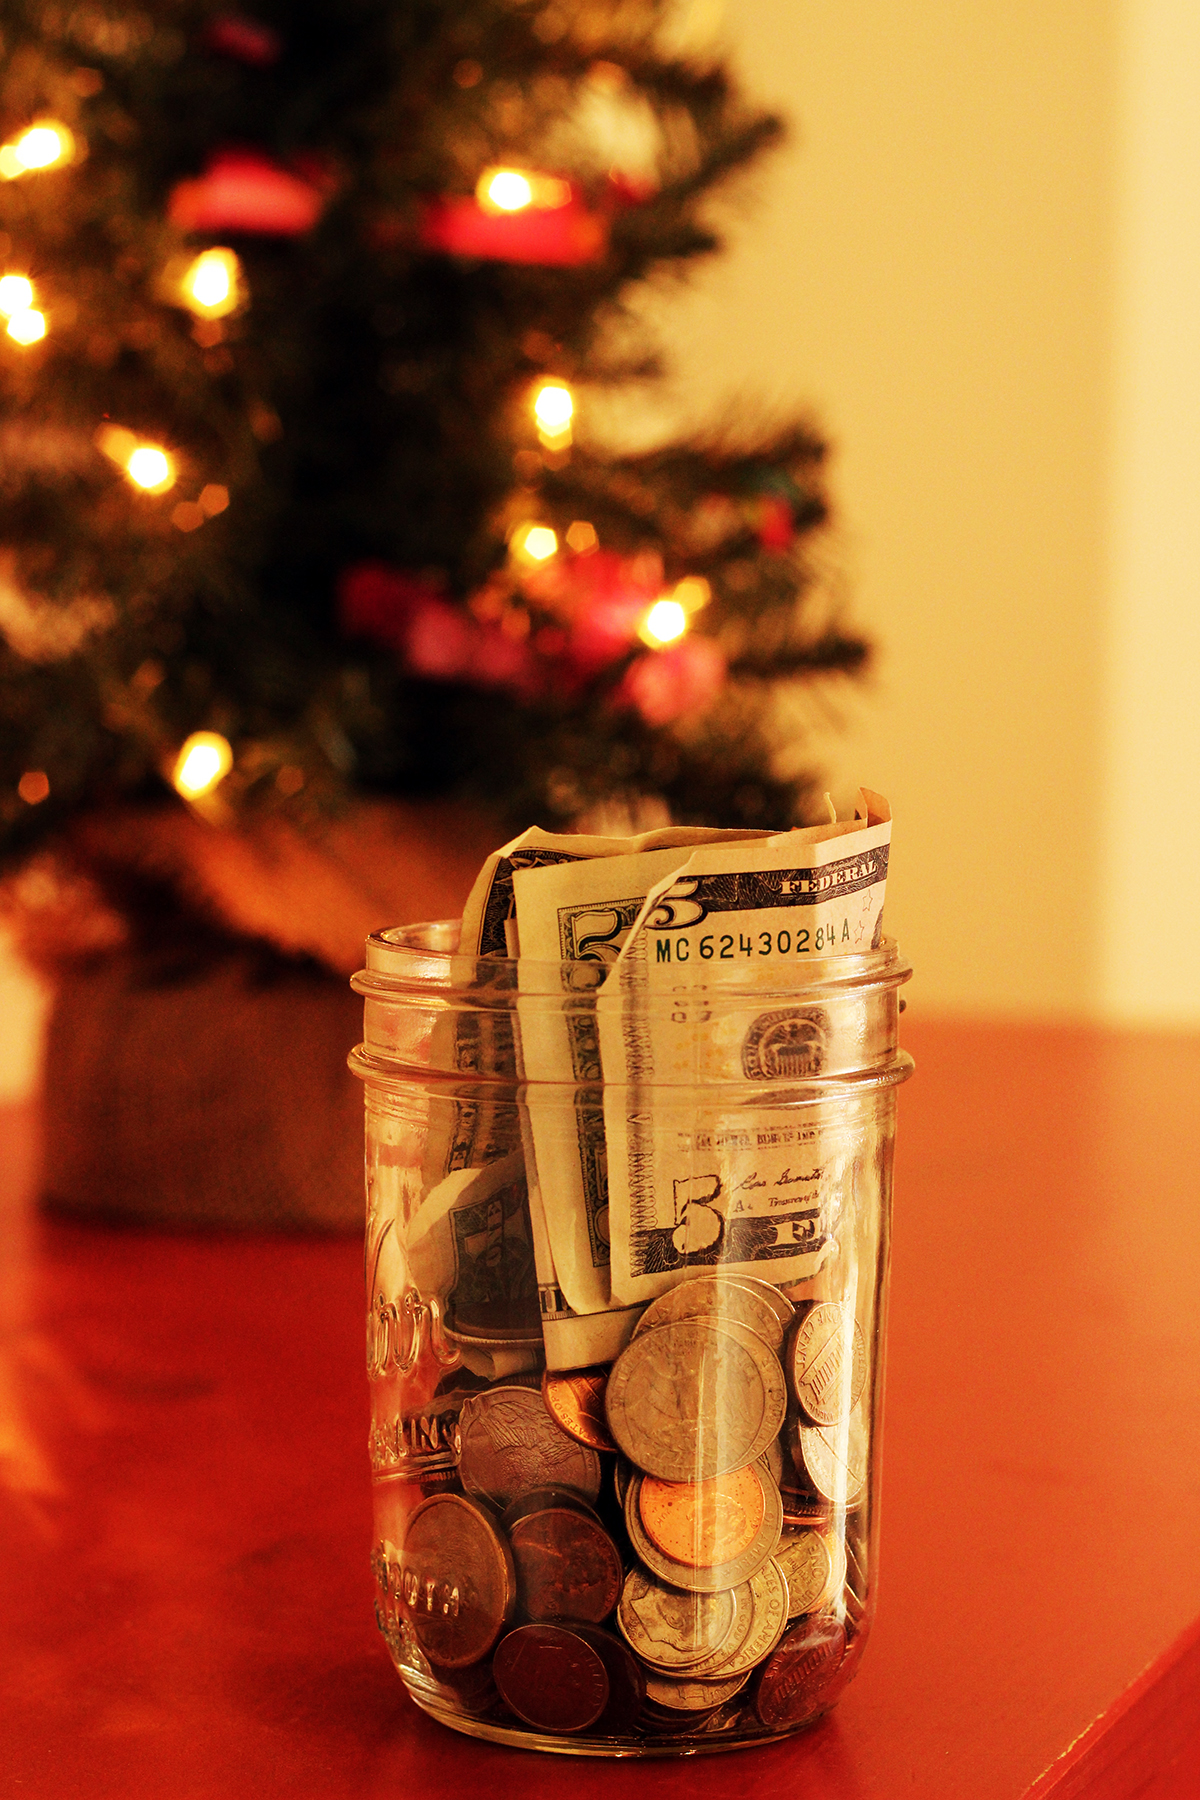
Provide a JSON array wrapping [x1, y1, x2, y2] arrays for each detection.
[[0, 0, 867, 924]]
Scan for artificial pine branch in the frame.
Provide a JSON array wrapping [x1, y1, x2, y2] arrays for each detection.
[[0, 0, 869, 914]]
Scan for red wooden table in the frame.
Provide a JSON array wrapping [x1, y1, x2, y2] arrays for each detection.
[[2, 1019, 1198, 1798]]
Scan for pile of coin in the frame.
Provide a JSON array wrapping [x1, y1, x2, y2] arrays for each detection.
[[381, 1273, 872, 1744]]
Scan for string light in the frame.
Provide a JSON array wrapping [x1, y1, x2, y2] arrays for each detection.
[[0, 275, 46, 346], [511, 523, 558, 563], [0, 276, 34, 315], [97, 425, 177, 493], [0, 122, 75, 179], [6, 307, 46, 345], [639, 578, 710, 646], [180, 247, 241, 318], [476, 167, 572, 213], [18, 770, 50, 805], [641, 598, 688, 645], [479, 168, 533, 212], [565, 520, 598, 553], [126, 446, 175, 492], [173, 731, 233, 798], [533, 380, 573, 450]]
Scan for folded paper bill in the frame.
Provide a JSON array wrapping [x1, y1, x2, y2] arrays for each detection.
[[408, 791, 891, 1365], [598, 792, 890, 1304]]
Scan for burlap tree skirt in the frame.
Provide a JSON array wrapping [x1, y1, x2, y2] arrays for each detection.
[[41, 943, 364, 1231], [11, 796, 500, 1230]]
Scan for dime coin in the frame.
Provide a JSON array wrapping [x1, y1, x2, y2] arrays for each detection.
[[775, 1529, 833, 1618], [625, 1468, 783, 1595], [615, 1566, 736, 1671], [633, 1274, 785, 1352], [568, 1625, 647, 1735], [459, 1386, 602, 1510], [542, 1367, 618, 1452], [794, 1405, 868, 1504], [509, 1504, 623, 1624], [754, 1617, 847, 1728], [606, 1319, 787, 1481], [787, 1302, 867, 1426], [639, 1465, 765, 1568], [398, 1493, 515, 1669], [686, 1558, 788, 1679], [643, 1668, 751, 1712], [492, 1623, 610, 1733]]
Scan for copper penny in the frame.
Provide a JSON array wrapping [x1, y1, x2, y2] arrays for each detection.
[[625, 1468, 783, 1595], [787, 1302, 867, 1426], [458, 1385, 602, 1510], [542, 1367, 618, 1453], [500, 1487, 600, 1531], [639, 1466, 765, 1568], [492, 1623, 610, 1733], [605, 1319, 786, 1481], [568, 1625, 647, 1734], [775, 1530, 833, 1618], [509, 1504, 623, 1624], [754, 1616, 846, 1728], [398, 1493, 515, 1669]]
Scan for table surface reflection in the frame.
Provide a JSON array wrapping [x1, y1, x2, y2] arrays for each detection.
[[2, 1018, 1198, 1799]]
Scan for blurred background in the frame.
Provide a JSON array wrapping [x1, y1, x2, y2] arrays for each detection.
[[3, 0, 1198, 1106]]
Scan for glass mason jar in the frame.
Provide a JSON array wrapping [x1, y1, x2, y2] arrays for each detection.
[[349, 921, 913, 1756]]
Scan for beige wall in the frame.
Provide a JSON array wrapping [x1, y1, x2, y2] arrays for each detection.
[[643, 0, 1120, 1016]]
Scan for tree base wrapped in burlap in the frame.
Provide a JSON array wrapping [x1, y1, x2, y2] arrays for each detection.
[[41, 942, 363, 1232], [9, 796, 501, 1231]]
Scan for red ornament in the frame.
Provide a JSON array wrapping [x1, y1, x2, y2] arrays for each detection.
[[755, 495, 796, 551], [338, 563, 534, 693], [203, 15, 282, 66], [419, 192, 607, 267], [168, 149, 326, 236], [338, 563, 439, 651], [616, 637, 727, 727], [523, 549, 658, 678]]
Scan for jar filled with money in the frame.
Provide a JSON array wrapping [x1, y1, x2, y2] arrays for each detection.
[[349, 804, 913, 1754]]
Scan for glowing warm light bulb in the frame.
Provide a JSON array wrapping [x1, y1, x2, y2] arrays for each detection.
[[478, 167, 534, 212], [516, 524, 558, 562], [18, 770, 50, 805], [672, 575, 711, 613], [173, 731, 233, 798], [181, 247, 241, 318], [126, 445, 175, 492], [12, 122, 74, 171], [533, 383, 573, 432], [0, 275, 34, 316], [641, 598, 689, 645], [6, 308, 46, 345]]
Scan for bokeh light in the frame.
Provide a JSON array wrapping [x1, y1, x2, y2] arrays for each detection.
[[126, 445, 175, 492], [181, 247, 241, 318], [173, 731, 233, 798], [641, 598, 689, 645]]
